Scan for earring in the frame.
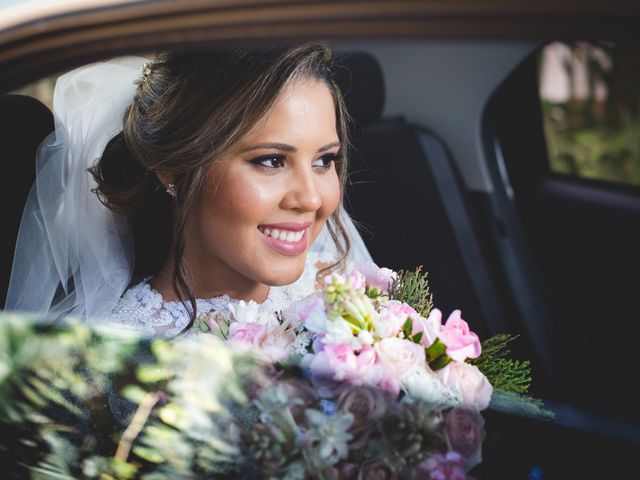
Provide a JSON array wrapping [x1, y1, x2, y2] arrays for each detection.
[[165, 183, 177, 198]]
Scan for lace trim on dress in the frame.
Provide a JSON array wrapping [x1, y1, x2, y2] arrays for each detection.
[[109, 249, 337, 337]]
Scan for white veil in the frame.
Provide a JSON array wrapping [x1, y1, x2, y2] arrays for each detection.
[[5, 57, 149, 322], [5, 55, 372, 323]]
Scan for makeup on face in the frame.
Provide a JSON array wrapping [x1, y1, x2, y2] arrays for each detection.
[[180, 78, 342, 301]]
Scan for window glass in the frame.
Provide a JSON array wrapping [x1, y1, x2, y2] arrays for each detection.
[[539, 41, 640, 187]]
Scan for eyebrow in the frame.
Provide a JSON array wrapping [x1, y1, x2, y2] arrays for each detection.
[[240, 141, 341, 153]]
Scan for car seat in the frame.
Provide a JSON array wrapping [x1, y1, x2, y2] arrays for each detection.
[[335, 52, 510, 347], [0, 94, 54, 307]]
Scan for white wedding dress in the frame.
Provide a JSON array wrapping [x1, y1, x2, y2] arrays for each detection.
[[109, 223, 373, 337]]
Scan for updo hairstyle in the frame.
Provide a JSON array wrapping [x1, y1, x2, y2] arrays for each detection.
[[90, 44, 351, 323]]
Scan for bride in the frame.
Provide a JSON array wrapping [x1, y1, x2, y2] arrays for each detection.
[[5, 44, 371, 335]]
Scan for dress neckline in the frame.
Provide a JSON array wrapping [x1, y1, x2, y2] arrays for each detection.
[[139, 276, 277, 308]]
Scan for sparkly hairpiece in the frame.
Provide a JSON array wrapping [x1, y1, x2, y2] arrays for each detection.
[[139, 61, 154, 84]]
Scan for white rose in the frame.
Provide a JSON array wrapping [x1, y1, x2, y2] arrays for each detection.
[[400, 366, 461, 407], [375, 337, 426, 377]]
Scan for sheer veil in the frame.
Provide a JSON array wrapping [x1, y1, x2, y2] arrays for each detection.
[[5, 56, 372, 323], [6, 57, 148, 322]]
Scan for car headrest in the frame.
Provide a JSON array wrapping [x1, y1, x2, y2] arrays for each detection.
[[334, 52, 385, 128], [0, 94, 54, 307]]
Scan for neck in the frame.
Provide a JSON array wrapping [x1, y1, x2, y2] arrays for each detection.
[[150, 252, 270, 303]]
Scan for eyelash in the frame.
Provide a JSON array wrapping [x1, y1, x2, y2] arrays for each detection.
[[249, 153, 343, 170]]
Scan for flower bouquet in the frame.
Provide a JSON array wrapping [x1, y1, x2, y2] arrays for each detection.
[[0, 264, 550, 479], [194, 263, 551, 478]]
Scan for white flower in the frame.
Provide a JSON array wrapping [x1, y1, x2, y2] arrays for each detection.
[[400, 366, 461, 408], [357, 329, 374, 346], [291, 331, 311, 356], [323, 316, 355, 345], [228, 300, 277, 326], [304, 409, 353, 468]]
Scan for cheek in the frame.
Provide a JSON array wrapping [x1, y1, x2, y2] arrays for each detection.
[[206, 174, 276, 226], [311, 171, 342, 240], [319, 170, 342, 219]]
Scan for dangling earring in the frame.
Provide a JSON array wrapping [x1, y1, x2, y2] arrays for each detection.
[[165, 183, 177, 198]]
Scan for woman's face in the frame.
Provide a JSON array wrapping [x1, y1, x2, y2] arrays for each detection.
[[185, 78, 342, 299]]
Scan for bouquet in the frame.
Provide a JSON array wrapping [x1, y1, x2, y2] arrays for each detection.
[[0, 264, 549, 479], [194, 263, 549, 478]]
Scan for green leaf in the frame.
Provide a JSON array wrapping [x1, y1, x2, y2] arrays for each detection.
[[110, 458, 138, 479], [428, 354, 452, 371], [133, 445, 165, 464], [122, 385, 149, 404], [425, 338, 446, 362], [402, 317, 413, 337], [137, 365, 171, 384]]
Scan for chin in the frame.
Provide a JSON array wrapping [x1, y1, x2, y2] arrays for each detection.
[[258, 260, 306, 287]]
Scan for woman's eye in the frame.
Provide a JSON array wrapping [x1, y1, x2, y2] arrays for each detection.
[[313, 153, 342, 169], [250, 154, 285, 168]]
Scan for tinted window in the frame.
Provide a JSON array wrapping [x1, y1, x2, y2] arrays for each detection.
[[539, 41, 640, 187]]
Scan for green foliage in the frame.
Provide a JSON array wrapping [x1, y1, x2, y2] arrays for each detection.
[[541, 42, 640, 187], [472, 334, 531, 394], [389, 266, 433, 317], [0, 313, 258, 479], [490, 389, 555, 420]]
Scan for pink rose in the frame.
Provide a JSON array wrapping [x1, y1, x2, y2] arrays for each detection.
[[309, 343, 359, 382], [228, 322, 294, 363], [412, 308, 442, 347], [377, 300, 417, 338], [444, 407, 485, 467], [284, 293, 327, 331], [355, 345, 385, 385], [228, 322, 265, 344], [378, 375, 401, 397], [436, 362, 493, 410], [253, 325, 296, 363], [375, 338, 426, 397], [354, 262, 396, 293], [439, 310, 481, 362], [348, 270, 367, 292]]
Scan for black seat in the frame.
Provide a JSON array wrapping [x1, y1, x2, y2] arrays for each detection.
[[0, 94, 55, 307], [336, 52, 509, 345]]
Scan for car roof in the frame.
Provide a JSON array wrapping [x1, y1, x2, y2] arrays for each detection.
[[2, 0, 640, 92]]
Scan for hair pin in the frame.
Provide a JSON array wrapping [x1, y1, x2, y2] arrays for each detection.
[[140, 61, 154, 83]]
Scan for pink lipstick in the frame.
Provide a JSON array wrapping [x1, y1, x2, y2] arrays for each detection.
[[258, 222, 311, 256]]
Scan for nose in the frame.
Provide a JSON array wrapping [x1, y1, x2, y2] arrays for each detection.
[[281, 163, 322, 212]]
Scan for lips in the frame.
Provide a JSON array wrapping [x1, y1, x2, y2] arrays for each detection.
[[258, 222, 311, 256]]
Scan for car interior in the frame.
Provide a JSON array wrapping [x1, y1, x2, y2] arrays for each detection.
[[1, 2, 639, 478]]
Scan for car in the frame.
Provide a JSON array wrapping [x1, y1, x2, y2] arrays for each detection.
[[2, 1, 640, 478]]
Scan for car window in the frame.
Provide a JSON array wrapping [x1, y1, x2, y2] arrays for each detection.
[[539, 41, 640, 187]]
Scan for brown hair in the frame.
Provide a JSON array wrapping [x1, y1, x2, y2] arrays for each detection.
[[90, 44, 351, 327]]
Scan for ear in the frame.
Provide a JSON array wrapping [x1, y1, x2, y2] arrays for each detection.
[[155, 170, 174, 189]]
